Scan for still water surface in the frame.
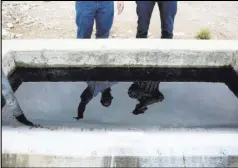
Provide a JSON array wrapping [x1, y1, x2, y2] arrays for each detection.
[[2, 81, 237, 129]]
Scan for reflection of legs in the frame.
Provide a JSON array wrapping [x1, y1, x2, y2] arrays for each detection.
[[128, 83, 144, 99], [128, 82, 164, 115], [2, 93, 6, 109], [75, 81, 116, 120], [75, 86, 93, 120], [95, 1, 114, 38], [133, 92, 164, 115], [2, 70, 34, 126], [75, 1, 96, 38], [157, 1, 177, 39], [136, 1, 155, 38]]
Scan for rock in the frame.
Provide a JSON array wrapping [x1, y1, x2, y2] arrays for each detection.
[[2, 29, 15, 39], [15, 34, 23, 38], [7, 23, 14, 29], [2, 11, 7, 15], [25, 20, 34, 25], [2, 29, 10, 38], [111, 34, 118, 38], [174, 32, 185, 37], [20, 4, 30, 12]]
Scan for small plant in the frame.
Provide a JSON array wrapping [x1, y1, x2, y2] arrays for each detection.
[[195, 29, 211, 40]]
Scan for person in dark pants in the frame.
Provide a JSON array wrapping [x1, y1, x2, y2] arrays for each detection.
[[128, 81, 164, 115], [136, 1, 177, 39], [75, 1, 124, 39]]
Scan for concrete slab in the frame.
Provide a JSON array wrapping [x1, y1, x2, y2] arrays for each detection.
[[2, 39, 238, 76], [2, 81, 238, 167], [2, 39, 238, 167], [2, 128, 238, 167], [232, 50, 238, 74]]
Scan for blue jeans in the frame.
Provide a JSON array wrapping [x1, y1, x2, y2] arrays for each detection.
[[136, 1, 177, 39], [75, 1, 114, 39]]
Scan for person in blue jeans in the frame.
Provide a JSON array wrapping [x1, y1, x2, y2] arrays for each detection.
[[136, 1, 177, 39], [75, 1, 124, 39]]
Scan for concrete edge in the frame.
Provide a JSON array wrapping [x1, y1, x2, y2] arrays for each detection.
[[1, 39, 238, 70], [232, 50, 238, 74], [2, 39, 238, 51], [2, 127, 238, 157], [2, 51, 16, 77], [2, 128, 238, 167], [2, 153, 238, 167]]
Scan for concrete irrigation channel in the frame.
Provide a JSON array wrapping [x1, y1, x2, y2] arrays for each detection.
[[1, 39, 238, 167]]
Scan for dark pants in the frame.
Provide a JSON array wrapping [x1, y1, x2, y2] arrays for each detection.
[[2, 94, 6, 109], [136, 1, 177, 39], [75, 1, 114, 39]]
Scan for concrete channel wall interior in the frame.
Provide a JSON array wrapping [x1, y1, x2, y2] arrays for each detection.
[[1, 39, 238, 167]]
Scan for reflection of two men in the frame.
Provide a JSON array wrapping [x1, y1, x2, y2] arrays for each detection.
[[74, 81, 164, 120], [74, 82, 117, 120], [128, 81, 164, 115]]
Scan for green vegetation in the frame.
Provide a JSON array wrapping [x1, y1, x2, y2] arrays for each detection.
[[195, 29, 211, 40]]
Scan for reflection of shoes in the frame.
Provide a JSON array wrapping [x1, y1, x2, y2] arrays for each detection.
[[15, 114, 34, 126], [101, 88, 113, 107], [73, 115, 83, 121], [132, 104, 148, 115]]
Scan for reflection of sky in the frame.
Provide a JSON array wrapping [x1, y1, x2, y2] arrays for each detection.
[[2, 82, 238, 129]]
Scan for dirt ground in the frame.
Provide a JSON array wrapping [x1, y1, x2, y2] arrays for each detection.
[[2, 1, 238, 40]]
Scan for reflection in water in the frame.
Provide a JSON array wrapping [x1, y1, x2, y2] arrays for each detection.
[[2, 94, 6, 109], [74, 81, 117, 120], [128, 81, 164, 115], [2, 80, 238, 128], [75, 81, 165, 119]]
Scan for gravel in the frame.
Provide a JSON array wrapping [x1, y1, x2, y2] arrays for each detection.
[[2, 1, 238, 40]]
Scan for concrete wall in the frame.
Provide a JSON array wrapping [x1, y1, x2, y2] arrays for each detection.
[[2, 39, 238, 167], [2, 39, 238, 76], [2, 128, 238, 167]]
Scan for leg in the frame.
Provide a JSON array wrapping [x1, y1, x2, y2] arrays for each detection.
[[157, 1, 177, 39], [75, 1, 96, 39], [75, 86, 93, 120], [95, 1, 114, 38], [135, 1, 155, 38], [2, 70, 34, 126], [2, 93, 6, 109]]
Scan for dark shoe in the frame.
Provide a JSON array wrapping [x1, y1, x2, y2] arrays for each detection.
[[101, 88, 113, 107], [132, 104, 148, 115], [15, 114, 34, 126]]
